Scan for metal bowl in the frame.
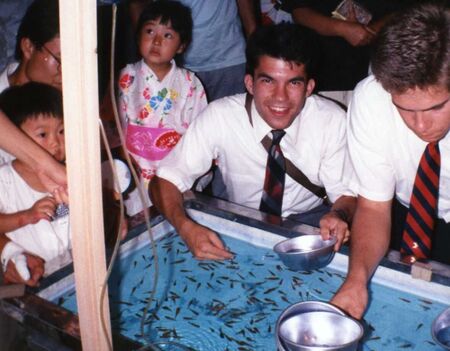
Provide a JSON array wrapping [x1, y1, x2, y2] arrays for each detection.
[[432, 307, 450, 349], [279, 311, 363, 351], [274, 235, 336, 271], [276, 301, 346, 351]]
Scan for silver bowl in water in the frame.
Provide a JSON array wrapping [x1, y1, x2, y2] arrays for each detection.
[[279, 311, 363, 351], [274, 235, 336, 271], [276, 301, 346, 351], [432, 307, 450, 349]]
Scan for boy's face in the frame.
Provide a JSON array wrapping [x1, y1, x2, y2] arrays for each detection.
[[391, 85, 450, 143], [139, 18, 184, 75], [21, 114, 65, 162], [244, 55, 315, 130]]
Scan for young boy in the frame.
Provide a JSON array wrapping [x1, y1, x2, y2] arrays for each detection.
[[0, 82, 68, 284]]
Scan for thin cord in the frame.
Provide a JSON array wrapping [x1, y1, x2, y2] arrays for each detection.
[[99, 119, 125, 351], [98, 4, 160, 350]]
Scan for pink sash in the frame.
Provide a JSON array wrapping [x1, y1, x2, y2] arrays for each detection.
[[126, 124, 181, 161]]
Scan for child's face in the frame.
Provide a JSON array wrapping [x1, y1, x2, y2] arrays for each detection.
[[139, 18, 184, 75], [21, 114, 65, 162]]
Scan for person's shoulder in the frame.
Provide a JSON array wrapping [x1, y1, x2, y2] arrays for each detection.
[[305, 94, 347, 119], [118, 62, 140, 91], [354, 75, 389, 100], [193, 93, 247, 125], [207, 93, 246, 114], [174, 65, 204, 86]]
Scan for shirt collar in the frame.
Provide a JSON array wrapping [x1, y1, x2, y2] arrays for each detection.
[[139, 59, 176, 83]]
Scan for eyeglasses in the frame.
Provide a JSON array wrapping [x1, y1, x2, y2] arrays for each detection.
[[41, 45, 61, 68]]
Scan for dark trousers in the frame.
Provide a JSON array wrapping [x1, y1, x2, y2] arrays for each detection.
[[391, 199, 450, 264]]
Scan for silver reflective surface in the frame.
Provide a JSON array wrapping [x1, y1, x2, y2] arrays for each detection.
[[274, 235, 336, 271], [276, 301, 346, 351], [279, 311, 363, 351], [432, 307, 450, 349]]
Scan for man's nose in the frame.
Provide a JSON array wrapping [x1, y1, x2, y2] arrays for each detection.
[[413, 111, 429, 133], [274, 84, 288, 101]]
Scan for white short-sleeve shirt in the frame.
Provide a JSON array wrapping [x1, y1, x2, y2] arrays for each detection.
[[0, 162, 70, 262], [157, 93, 353, 217], [345, 75, 450, 222]]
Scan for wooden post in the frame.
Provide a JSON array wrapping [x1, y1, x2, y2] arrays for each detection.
[[59, 1, 112, 349]]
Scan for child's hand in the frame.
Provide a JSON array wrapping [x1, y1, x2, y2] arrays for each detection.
[[28, 196, 57, 223]]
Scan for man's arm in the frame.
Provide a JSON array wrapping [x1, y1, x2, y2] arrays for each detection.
[[0, 110, 67, 201], [236, 0, 259, 38], [319, 195, 356, 251], [150, 176, 233, 260], [291, 7, 375, 46], [331, 196, 392, 318]]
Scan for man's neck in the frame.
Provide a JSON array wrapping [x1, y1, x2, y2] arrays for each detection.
[[7, 63, 29, 87]]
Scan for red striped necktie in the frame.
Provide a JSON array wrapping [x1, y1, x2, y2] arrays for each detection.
[[401, 142, 441, 263], [259, 129, 286, 217]]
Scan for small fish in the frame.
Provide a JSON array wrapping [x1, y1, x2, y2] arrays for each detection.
[[171, 258, 186, 264], [398, 343, 412, 348], [263, 287, 277, 295]]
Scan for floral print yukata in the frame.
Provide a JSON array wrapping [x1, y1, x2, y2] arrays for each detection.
[[118, 59, 207, 185]]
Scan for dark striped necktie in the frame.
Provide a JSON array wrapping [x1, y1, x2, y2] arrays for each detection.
[[401, 142, 441, 263], [259, 129, 286, 217]]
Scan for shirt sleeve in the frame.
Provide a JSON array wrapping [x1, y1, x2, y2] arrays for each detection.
[[180, 71, 208, 128], [156, 103, 221, 192], [117, 64, 136, 129], [346, 77, 396, 201], [316, 105, 355, 203]]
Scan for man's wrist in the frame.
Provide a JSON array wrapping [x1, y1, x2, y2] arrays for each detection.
[[330, 208, 349, 224]]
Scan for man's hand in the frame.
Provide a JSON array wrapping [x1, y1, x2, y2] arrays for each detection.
[[36, 160, 68, 204], [27, 196, 57, 223], [330, 279, 368, 319], [179, 220, 233, 260], [341, 21, 375, 46], [319, 211, 350, 251], [4, 253, 45, 287]]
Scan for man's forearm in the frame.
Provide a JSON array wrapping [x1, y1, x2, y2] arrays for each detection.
[[292, 7, 348, 37], [346, 197, 392, 285], [149, 176, 191, 232], [236, 0, 259, 38], [0, 110, 45, 169], [330, 195, 356, 224]]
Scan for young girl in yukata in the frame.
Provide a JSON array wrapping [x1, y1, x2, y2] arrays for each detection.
[[118, 0, 207, 214]]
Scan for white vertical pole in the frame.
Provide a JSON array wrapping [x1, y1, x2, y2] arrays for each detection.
[[59, 0, 112, 349]]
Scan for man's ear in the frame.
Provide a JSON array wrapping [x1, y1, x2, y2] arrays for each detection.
[[244, 74, 254, 95], [20, 38, 35, 61], [306, 78, 315, 97]]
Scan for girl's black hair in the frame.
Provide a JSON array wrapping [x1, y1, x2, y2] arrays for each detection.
[[137, 0, 193, 65]]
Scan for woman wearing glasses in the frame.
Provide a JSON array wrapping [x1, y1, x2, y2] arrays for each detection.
[[0, 0, 61, 93]]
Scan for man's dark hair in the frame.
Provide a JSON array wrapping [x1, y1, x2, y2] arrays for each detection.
[[0, 82, 63, 128], [372, 3, 450, 93], [15, 0, 60, 61], [136, 0, 193, 63], [245, 22, 317, 79]]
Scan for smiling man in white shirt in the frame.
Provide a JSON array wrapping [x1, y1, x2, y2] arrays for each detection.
[[150, 23, 355, 260]]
